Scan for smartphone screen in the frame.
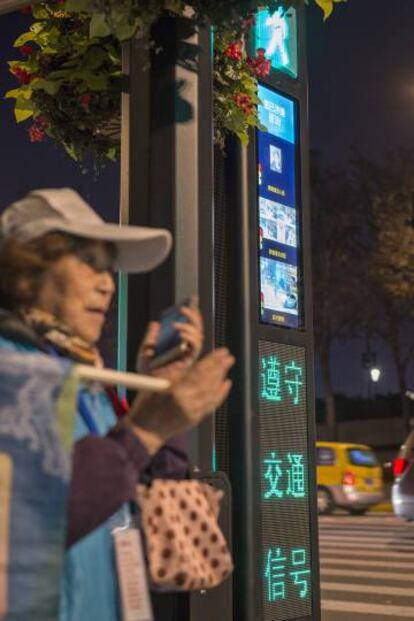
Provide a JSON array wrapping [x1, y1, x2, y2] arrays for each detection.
[[153, 299, 190, 358]]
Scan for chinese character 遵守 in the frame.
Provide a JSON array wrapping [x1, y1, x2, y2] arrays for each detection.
[[261, 356, 282, 402], [284, 361, 303, 406]]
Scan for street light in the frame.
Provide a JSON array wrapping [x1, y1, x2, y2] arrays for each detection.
[[370, 367, 381, 383]]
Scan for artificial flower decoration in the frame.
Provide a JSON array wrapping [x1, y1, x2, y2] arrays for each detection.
[[5, 0, 340, 167]]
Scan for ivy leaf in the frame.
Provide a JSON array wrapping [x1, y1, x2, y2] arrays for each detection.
[[32, 5, 49, 20], [13, 31, 36, 47], [89, 13, 111, 38], [111, 17, 138, 41], [47, 69, 70, 79], [83, 46, 107, 71], [31, 78, 62, 95], [83, 73, 108, 91], [236, 131, 249, 146], [65, 0, 93, 12], [64, 143, 79, 161], [5, 87, 32, 100], [315, 0, 345, 20], [164, 0, 185, 14], [106, 147, 117, 161], [14, 97, 34, 123]]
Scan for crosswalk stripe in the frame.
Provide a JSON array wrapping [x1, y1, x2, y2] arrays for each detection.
[[319, 534, 414, 545], [321, 581, 414, 596], [321, 568, 414, 581], [320, 547, 414, 560], [322, 600, 414, 618], [319, 528, 414, 540], [320, 541, 414, 550], [321, 558, 414, 569]]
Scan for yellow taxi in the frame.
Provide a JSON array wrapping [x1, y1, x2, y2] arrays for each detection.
[[316, 442, 383, 515]]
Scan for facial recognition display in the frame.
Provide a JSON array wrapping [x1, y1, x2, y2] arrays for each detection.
[[259, 341, 312, 620], [255, 8, 298, 79], [257, 85, 301, 329]]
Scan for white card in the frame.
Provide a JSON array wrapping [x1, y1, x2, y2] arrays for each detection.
[[114, 528, 153, 621]]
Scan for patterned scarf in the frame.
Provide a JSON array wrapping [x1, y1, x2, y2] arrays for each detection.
[[21, 308, 101, 367]]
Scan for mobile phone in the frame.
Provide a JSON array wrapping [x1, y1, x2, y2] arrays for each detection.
[[149, 298, 192, 370]]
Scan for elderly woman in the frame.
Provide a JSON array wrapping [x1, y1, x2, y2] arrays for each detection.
[[0, 188, 234, 621]]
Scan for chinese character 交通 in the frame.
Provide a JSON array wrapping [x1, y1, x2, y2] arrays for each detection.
[[263, 451, 284, 499], [286, 453, 306, 498]]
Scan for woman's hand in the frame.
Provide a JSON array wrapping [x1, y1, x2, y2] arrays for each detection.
[[126, 348, 235, 455], [138, 300, 204, 382]]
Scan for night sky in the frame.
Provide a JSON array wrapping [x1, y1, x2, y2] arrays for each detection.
[[0, 11, 120, 220], [307, 0, 414, 397], [1, 1, 413, 395]]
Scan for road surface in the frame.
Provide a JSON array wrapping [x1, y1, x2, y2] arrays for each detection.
[[319, 513, 414, 620]]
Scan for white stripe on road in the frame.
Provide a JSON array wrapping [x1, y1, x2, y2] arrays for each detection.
[[321, 568, 414, 582], [320, 547, 414, 560], [320, 517, 396, 524], [320, 541, 414, 551], [321, 581, 414, 597], [320, 528, 414, 536], [320, 534, 414, 545], [322, 600, 414, 618], [321, 558, 414, 569]]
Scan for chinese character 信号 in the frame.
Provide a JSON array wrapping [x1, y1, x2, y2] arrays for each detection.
[[286, 453, 306, 499], [265, 547, 287, 601], [284, 361, 303, 406], [263, 451, 284, 499], [261, 356, 282, 402], [290, 548, 311, 599]]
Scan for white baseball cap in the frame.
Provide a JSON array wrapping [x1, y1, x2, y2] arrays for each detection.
[[0, 188, 172, 273]]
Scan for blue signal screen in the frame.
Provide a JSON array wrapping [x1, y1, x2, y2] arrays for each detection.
[[257, 86, 301, 329]]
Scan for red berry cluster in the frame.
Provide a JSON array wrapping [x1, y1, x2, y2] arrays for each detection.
[[20, 44, 34, 57], [11, 65, 32, 84], [28, 117, 48, 143], [233, 93, 254, 115], [247, 48, 271, 78], [20, 5, 32, 14], [224, 40, 244, 61], [79, 93, 91, 107]]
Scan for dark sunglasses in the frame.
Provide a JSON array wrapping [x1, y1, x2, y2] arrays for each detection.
[[72, 241, 116, 274]]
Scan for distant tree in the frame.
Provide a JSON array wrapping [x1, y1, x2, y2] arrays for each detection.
[[311, 154, 367, 439], [351, 149, 414, 435]]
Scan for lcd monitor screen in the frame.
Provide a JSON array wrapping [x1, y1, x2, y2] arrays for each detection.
[[257, 85, 301, 329]]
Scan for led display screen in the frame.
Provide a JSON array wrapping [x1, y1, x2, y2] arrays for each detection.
[[259, 341, 312, 620], [255, 8, 298, 79], [257, 85, 301, 329]]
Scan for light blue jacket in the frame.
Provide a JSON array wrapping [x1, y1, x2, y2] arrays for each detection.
[[0, 336, 125, 621]]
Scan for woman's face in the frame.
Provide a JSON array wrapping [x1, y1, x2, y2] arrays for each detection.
[[35, 241, 116, 344]]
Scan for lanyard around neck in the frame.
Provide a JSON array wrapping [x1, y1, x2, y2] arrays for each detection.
[[78, 391, 100, 436], [46, 344, 100, 436]]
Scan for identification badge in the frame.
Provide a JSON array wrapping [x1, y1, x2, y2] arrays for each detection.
[[114, 528, 153, 621], [0, 453, 12, 619]]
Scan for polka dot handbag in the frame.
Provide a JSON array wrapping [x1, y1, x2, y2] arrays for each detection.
[[136, 479, 233, 591]]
